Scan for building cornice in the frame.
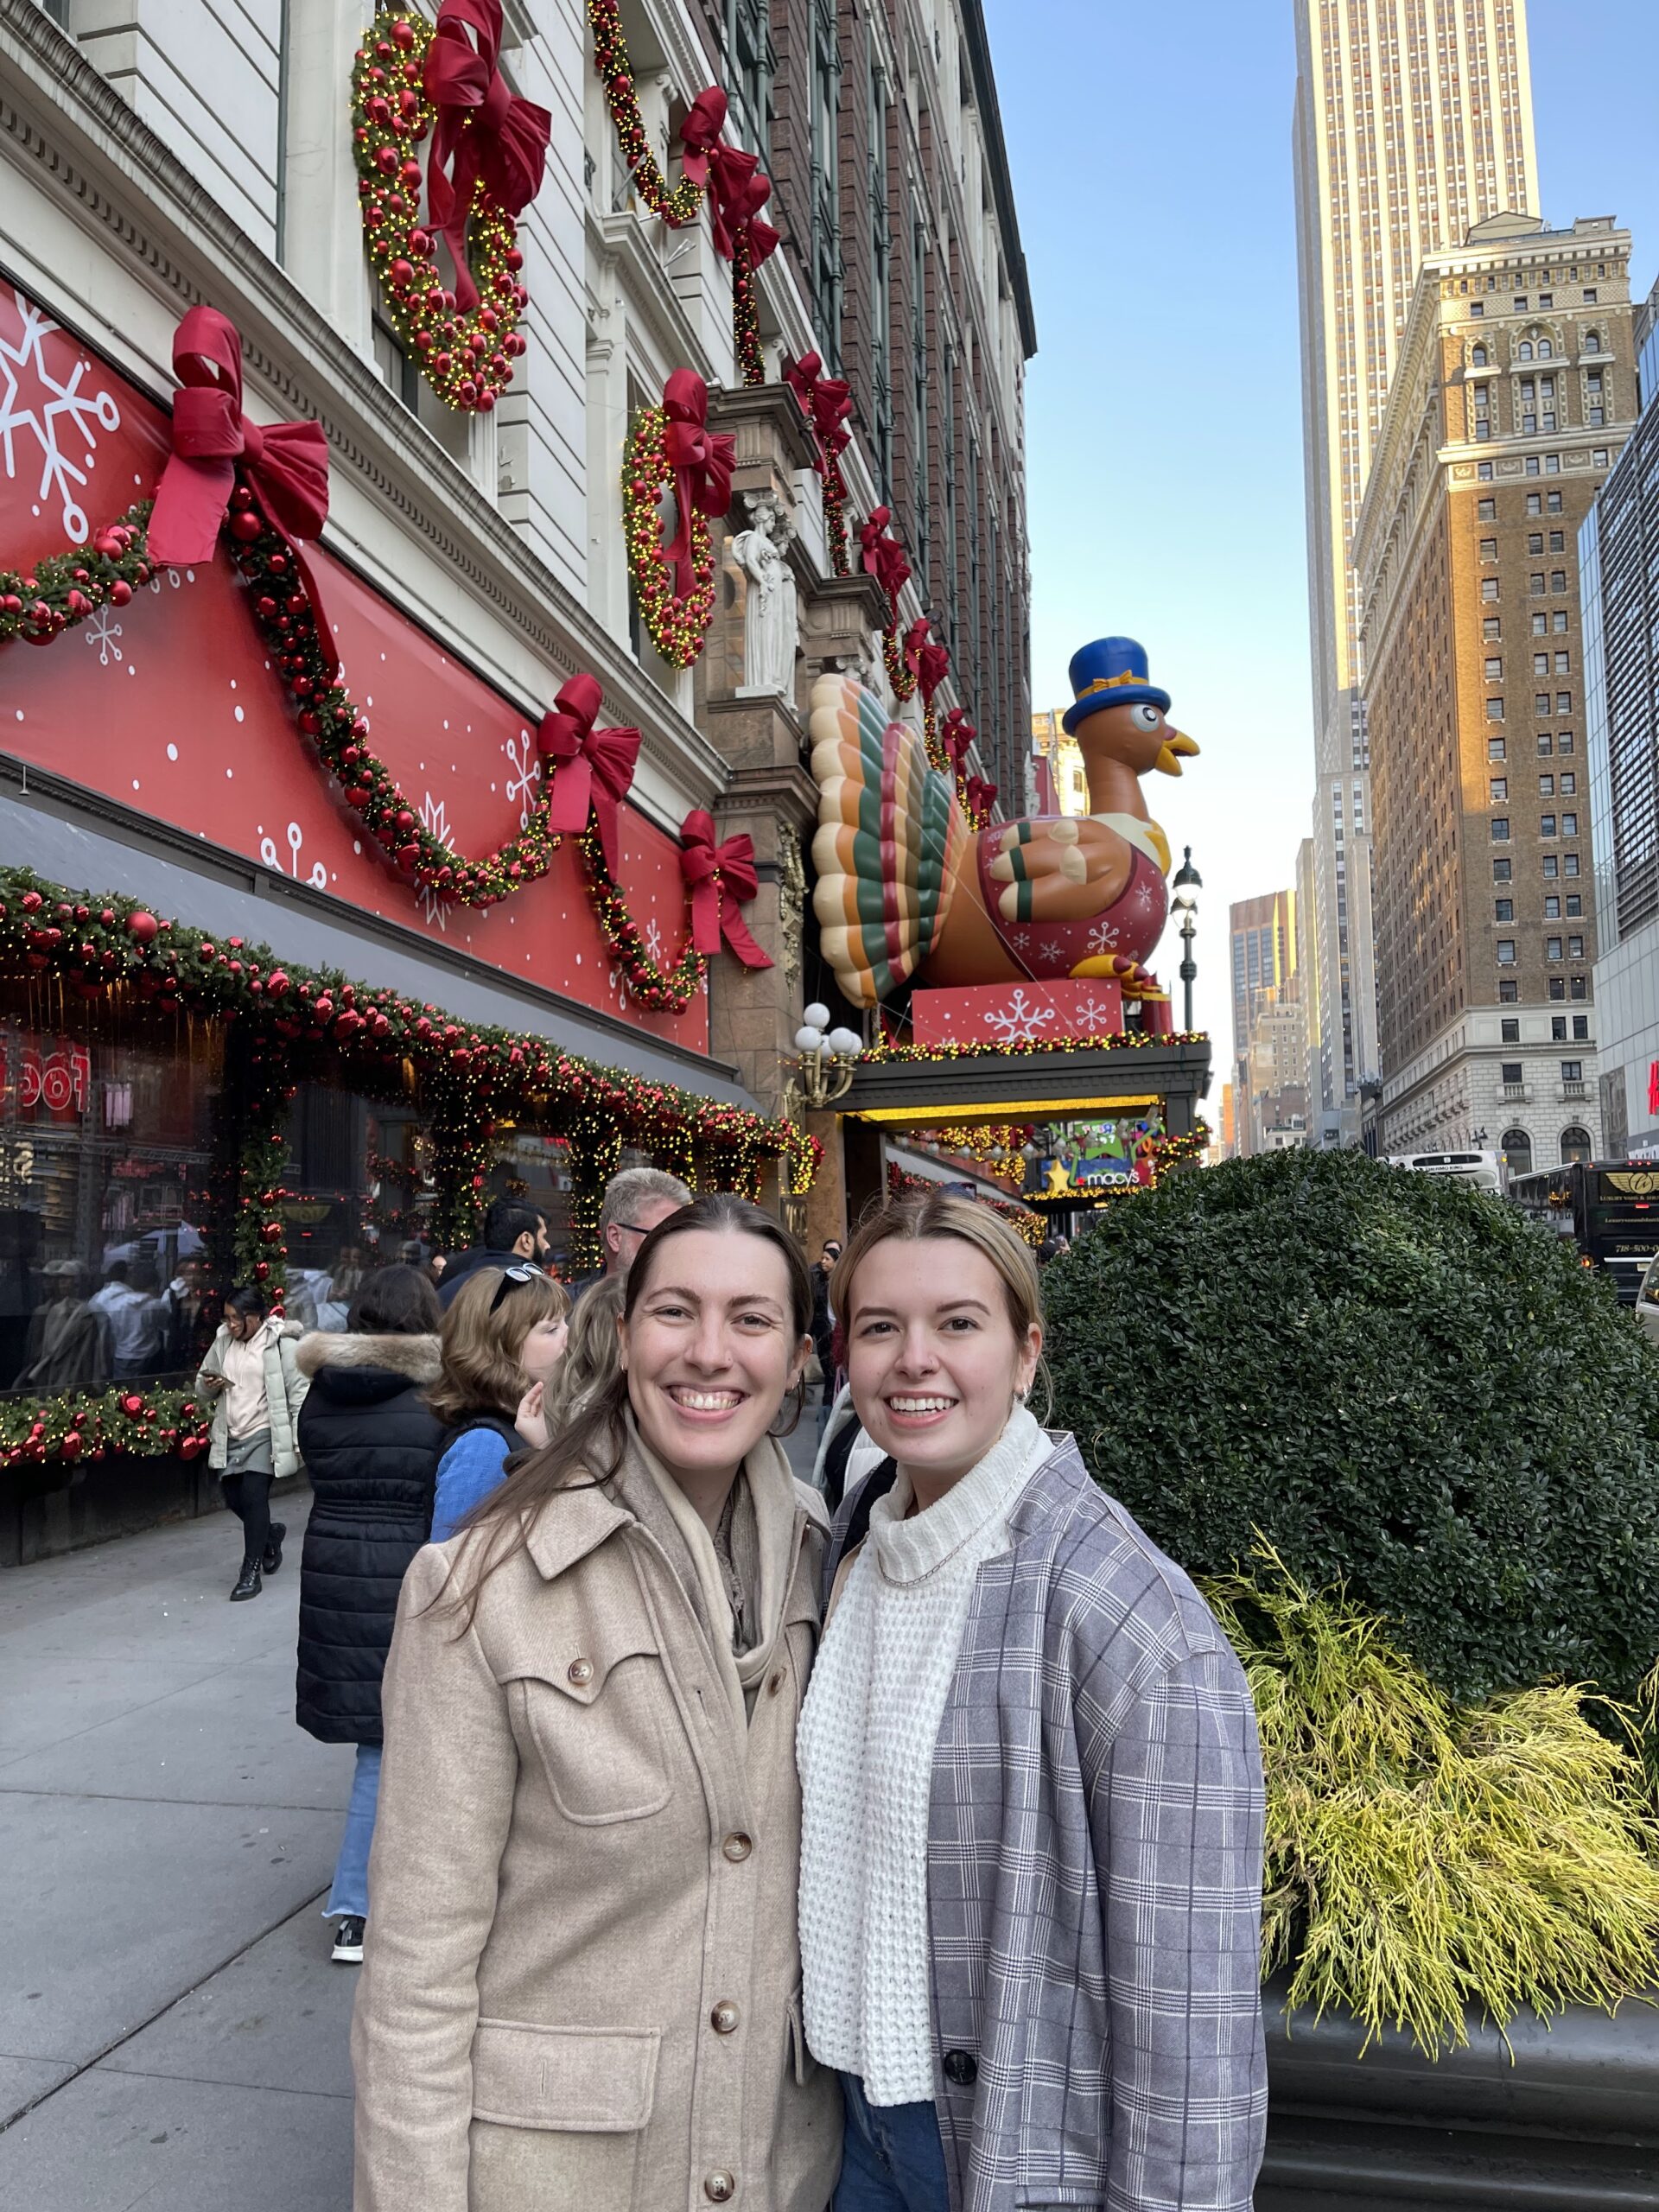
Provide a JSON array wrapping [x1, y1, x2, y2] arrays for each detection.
[[0, 0, 729, 823]]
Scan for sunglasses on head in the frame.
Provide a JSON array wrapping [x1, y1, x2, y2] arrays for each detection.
[[488, 1262, 549, 1314]]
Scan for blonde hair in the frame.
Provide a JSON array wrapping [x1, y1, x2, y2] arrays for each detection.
[[427, 1267, 569, 1427], [836, 1191, 1047, 1405], [544, 1273, 626, 1427]]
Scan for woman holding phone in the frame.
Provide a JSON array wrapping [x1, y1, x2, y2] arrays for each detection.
[[353, 1192, 841, 2212], [798, 1192, 1267, 2212]]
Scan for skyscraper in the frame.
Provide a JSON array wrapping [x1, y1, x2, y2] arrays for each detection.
[[1294, 0, 1539, 1141]]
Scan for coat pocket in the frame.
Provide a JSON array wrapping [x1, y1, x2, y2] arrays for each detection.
[[469, 2021, 658, 2211], [508, 1631, 674, 1825]]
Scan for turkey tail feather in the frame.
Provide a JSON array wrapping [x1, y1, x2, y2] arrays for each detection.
[[808, 674, 966, 1006]]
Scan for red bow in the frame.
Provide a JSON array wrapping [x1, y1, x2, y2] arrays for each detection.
[[423, 0, 550, 312], [965, 775, 999, 822], [680, 810, 772, 969], [859, 506, 911, 609], [708, 144, 780, 269], [784, 352, 853, 473], [148, 307, 334, 661], [941, 708, 977, 768], [677, 86, 729, 191], [537, 672, 640, 875], [904, 620, 945, 698], [661, 371, 736, 599]]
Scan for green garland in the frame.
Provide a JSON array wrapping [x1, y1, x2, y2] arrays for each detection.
[[0, 1386, 210, 1473]]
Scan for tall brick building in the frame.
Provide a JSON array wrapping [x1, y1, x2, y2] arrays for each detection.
[[1355, 213, 1637, 1172], [691, 0, 1037, 805]]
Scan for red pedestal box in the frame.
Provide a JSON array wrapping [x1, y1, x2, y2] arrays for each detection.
[[910, 977, 1127, 1050]]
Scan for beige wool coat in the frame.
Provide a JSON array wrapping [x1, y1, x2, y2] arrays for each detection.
[[351, 1446, 842, 2212]]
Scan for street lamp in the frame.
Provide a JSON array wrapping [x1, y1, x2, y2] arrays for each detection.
[[1171, 847, 1202, 1033], [783, 1001, 864, 1118]]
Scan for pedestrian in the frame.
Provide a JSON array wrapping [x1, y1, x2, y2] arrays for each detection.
[[425, 1263, 570, 1542], [194, 1286, 308, 1603], [543, 1270, 625, 1425], [435, 1197, 550, 1310], [353, 1192, 842, 2211], [798, 1191, 1267, 2212], [293, 1262, 447, 1967], [15, 1259, 111, 1389], [89, 1256, 167, 1376], [809, 1237, 842, 1421], [569, 1164, 690, 1298]]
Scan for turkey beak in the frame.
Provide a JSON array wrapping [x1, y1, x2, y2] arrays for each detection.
[[1154, 726, 1199, 777]]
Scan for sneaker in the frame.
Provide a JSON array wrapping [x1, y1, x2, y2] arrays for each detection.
[[262, 1522, 287, 1575], [229, 1557, 263, 1602], [331, 1916, 365, 1965]]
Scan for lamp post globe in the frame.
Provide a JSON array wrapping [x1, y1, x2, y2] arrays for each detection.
[[1171, 847, 1202, 1033]]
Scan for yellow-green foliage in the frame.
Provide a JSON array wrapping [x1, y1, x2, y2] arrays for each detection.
[[1205, 1551, 1659, 2055]]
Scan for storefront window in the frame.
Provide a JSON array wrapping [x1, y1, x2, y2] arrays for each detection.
[[279, 1082, 435, 1329], [0, 1001, 220, 1394], [487, 1131, 575, 1275]]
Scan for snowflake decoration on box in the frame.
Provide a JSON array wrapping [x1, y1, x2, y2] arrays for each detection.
[[418, 794, 451, 930], [504, 728, 540, 829], [1070, 992, 1121, 1037], [982, 988, 1058, 1046], [83, 603, 123, 667], [0, 289, 121, 543]]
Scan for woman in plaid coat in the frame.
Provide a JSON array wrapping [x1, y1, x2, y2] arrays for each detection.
[[798, 1192, 1266, 2212]]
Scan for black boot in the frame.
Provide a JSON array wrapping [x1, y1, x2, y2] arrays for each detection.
[[230, 1554, 263, 1602], [262, 1522, 287, 1575]]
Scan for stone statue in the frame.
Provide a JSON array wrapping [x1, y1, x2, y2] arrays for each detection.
[[733, 495, 798, 696]]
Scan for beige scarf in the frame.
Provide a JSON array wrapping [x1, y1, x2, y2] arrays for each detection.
[[619, 1412, 800, 1736]]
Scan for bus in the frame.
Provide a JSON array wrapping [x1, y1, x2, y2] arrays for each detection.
[[1506, 1160, 1659, 1304], [1387, 1149, 1505, 1196]]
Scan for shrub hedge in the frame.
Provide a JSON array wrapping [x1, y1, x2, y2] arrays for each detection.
[[1044, 1147, 1659, 1701]]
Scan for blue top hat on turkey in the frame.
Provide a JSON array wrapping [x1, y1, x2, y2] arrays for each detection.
[[1062, 637, 1171, 734]]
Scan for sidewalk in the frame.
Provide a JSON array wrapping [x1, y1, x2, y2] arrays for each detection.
[[0, 1495, 359, 2211], [0, 1420, 825, 2209]]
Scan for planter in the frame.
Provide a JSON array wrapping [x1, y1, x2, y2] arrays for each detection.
[[1259, 1974, 1659, 2210], [0, 1454, 307, 1567]]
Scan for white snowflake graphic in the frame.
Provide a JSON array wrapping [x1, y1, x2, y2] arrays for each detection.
[[84, 603, 123, 667], [504, 728, 540, 829], [1009, 928, 1033, 950], [982, 988, 1058, 1046], [258, 820, 328, 890], [418, 793, 450, 929], [643, 917, 664, 965], [1086, 916, 1122, 955], [147, 565, 195, 594], [0, 289, 121, 543], [1070, 992, 1121, 1037]]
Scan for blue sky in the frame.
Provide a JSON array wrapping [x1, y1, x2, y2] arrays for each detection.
[[981, 0, 1659, 1058]]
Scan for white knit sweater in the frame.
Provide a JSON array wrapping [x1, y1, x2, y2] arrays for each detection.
[[797, 1406, 1049, 2105]]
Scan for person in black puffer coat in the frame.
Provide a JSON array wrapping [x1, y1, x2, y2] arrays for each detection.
[[295, 1262, 445, 1964]]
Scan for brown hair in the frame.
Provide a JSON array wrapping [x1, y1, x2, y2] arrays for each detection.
[[439, 1193, 810, 1622], [544, 1272, 626, 1427], [835, 1191, 1046, 1395], [426, 1266, 569, 1427]]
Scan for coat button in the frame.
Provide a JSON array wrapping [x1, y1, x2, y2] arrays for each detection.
[[566, 1657, 594, 1687], [709, 2000, 740, 2034], [703, 2171, 736, 2202], [943, 2049, 977, 2087], [721, 1832, 752, 1862]]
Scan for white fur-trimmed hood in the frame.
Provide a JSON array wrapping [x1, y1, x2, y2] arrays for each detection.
[[295, 1331, 442, 1382]]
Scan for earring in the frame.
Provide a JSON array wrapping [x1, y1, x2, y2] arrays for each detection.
[[1014, 1387, 1027, 1404]]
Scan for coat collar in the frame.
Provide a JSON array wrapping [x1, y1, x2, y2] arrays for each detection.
[[295, 1330, 441, 1382]]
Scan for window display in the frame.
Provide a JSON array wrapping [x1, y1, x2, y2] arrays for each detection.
[[0, 1004, 219, 1395], [279, 1083, 437, 1329]]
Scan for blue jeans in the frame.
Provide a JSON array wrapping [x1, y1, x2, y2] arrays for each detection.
[[322, 1742, 382, 1921], [834, 2074, 950, 2212]]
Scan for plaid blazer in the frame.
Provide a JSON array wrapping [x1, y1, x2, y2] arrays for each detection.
[[824, 1433, 1266, 2212]]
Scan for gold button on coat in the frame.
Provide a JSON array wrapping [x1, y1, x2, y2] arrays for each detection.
[[710, 2000, 740, 2034], [703, 2170, 736, 2202], [721, 1832, 752, 1861], [566, 1657, 594, 1686]]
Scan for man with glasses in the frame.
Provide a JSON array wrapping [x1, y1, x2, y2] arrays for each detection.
[[436, 1197, 551, 1311], [572, 1167, 691, 1300]]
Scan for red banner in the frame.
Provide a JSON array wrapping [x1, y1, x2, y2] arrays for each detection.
[[0, 285, 707, 1052]]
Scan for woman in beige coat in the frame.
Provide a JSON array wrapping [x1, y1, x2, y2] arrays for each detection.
[[353, 1192, 842, 2212]]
